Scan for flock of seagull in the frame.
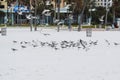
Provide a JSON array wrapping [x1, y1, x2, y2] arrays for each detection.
[[11, 31, 120, 52], [11, 39, 99, 52], [11, 38, 120, 52]]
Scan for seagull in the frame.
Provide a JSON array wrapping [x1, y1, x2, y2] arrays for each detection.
[[13, 40, 17, 43], [43, 33, 50, 36], [64, 4, 71, 9], [11, 48, 18, 51], [105, 40, 110, 45], [42, 9, 50, 14], [45, 12, 51, 16], [26, 14, 32, 20], [99, 15, 104, 22], [32, 16, 37, 19], [54, 47, 59, 50], [17, 10, 23, 15], [54, 19, 59, 24], [46, 1, 51, 6], [21, 45, 26, 48], [57, 21, 64, 25], [93, 40, 98, 45], [114, 42, 119, 45]]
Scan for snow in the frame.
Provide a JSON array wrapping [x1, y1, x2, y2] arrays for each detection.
[[0, 27, 120, 80]]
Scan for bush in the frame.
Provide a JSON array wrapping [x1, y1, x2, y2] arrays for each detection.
[[82, 25, 96, 28]]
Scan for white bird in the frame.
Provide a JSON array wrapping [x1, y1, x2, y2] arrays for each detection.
[[32, 16, 38, 19], [42, 9, 50, 14], [64, 4, 71, 9], [99, 15, 104, 22], [17, 11, 23, 15], [44, 12, 51, 16], [54, 19, 59, 23], [57, 21, 64, 25], [26, 14, 32, 20], [46, 1, 51, 6]]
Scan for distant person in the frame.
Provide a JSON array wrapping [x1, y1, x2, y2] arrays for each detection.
[[114, 22, 118, 28], [111, 23, 115, 29]]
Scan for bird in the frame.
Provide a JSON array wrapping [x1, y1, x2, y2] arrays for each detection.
[[13, 40, 17, 43], [57, 21, 64, 25], [77, 46, 81, 49], [114, 42, 119, 45], [45, 0, 51, 6], [11, 48, 18, 51], [17, 10, 23, 15], [42, 9, 50, 15], [54, 19, 59, 24], [99, 15, 104, 22], [93, 40, 98, 45], [26, 14, 32, 20], [79, 39, 87, 49], [54, 47, 59, 50], [32, 44, 39, 47], [105, 40, 110, 45], [21, 45, 26, 48], [43, 33, 50, 36], [64, 4, 71, 9]]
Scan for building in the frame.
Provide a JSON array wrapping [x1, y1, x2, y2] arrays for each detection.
[[95, 0, 112, 7], [51, 0, 72, 14], [0, 0, 7, 11], [51, 0, 66, 8]]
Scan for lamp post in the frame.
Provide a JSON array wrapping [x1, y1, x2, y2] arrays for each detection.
[[34, 0, 37, 31], [56, 0, 61, 32], [6, 0, 8, 27], [11, 4, 14, 25], [42, 9, 51, 26], [45, 0, 52, 26], [30, 0, 33, 31], [68, 14, 73, 31], [54, 0, 57, 24], [66, 4, 71, 31], [45, 11, 51, 26], [105, 0, 112, 28], [17, 0, 19, 27], [88, 8, 95, 25]]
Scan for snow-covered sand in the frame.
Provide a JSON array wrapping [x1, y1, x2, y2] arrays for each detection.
[[0, 27, 120, 80]]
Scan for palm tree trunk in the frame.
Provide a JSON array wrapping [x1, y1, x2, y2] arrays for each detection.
[[78, 3, 86, 31], [34, 0, 37, 31]]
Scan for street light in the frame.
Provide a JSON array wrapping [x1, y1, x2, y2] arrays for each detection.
[[56, 0, 61, 32], [42, 1, 52, 26], [105, 0, 112, 28], [42, 9, 51, 26], [34, 0, 37, 31], [65, 4, 72, 31], [88, 8, 95, 25], [10, 4, 14, 25]]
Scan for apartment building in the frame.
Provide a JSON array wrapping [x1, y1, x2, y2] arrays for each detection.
[[51, 0, 71, 13], [95, 0, 112, 7], [51, 0, 66, 8], [0, 0, 7, 12]]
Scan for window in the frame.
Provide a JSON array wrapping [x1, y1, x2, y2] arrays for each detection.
[[104, 3, 106, 5], [0, 5, 4, 8]]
